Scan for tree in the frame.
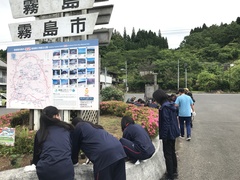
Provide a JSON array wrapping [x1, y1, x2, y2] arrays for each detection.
[[0, 49, 7, 62], [197, 71, 218, 91]]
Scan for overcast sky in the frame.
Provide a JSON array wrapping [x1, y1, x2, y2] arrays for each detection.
[[1, 0, 240, 50]]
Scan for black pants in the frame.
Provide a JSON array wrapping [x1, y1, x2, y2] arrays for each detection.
[[162, 139, 178, 179], [94, 158, 126, 180]]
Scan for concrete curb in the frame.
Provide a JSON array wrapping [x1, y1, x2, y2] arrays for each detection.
[[0, 137, 166, 180]]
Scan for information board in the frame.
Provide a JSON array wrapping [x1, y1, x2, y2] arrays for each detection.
[[0, 127, 15, 146], [7, 39, 99, 110]]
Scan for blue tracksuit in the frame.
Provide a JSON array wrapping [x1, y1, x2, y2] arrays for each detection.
[[159, 101, 180, 140], [32, 126, 74, 180], [71, 122, 126, 179], [120, 123, 155, 162], [159, 101, 180, 179]]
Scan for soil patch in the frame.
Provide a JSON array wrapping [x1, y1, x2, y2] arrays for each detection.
[[0, 154, 32, 171]]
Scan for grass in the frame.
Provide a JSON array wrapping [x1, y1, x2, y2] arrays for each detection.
[[99, 115, 122, 139]]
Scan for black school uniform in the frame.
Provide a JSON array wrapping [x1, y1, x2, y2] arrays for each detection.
[[71, 122, 126, 180], [32, 126, 74, 180], [120, 123, 155, 162]]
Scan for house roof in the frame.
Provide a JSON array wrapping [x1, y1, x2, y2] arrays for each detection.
[[0, 59, 7, 68]]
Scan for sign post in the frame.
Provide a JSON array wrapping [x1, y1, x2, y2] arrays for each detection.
[[9, 13, 98, 41], [8, 0, 114, 129], [9, 0, 95, 18]]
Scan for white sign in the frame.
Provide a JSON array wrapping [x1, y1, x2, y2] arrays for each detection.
[[9, 0, 95, 19], [0, 127, 15, 146], [9, 13, 98, 42], [7, 40, 99, 110]]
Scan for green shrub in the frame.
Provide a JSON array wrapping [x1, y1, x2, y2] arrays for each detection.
[[13, 126, 35, 154], [10, 110, 30, 127], [100, 101, 128, 116], [100, 86, 124, 101], [0, 110, 34, 157], [0, 126, 35, 157]]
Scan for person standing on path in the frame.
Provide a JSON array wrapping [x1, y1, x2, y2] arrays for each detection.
[[184, 88, 196, 128], [153, 89, 180, 180], [175, 88, 195, 141]]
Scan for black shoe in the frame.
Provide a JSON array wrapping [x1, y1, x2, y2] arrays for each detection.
[[163, 172, 178, 180], [173, 172, 178, 178]]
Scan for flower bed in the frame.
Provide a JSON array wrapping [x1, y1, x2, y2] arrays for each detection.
[[100, 101, 159, 138]]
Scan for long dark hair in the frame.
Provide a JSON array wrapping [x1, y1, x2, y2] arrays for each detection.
[[38, 106, 74, 146], [152, 89, 169, 106], [72, 117, 104, 129], [121, 116, 135, 132]]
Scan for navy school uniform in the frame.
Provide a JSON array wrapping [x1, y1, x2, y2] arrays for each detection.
[[71, 122, 126, 180], [32, 126, 74, 180], [120, 123, 155, 162]]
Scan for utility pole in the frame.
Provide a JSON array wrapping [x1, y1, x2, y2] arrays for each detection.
[[104, 67, 107, 88], [125, 61, 128, 92], [184, 63, 188, 88], [153, 73, 158, 91], [177, 59, 179, 90]]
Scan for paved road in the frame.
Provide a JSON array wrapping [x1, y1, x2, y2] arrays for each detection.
[[177, 94, 240, 180], [0, 107, 20, 116], [124, 93, 145, 102]]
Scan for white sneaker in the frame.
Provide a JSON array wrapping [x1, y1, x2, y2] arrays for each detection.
[[179, 136, 185, 139], [186, 137, 191, 141], [135, 160, 140, 165]]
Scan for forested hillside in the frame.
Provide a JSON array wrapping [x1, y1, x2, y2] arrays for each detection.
[[100, 18, 240, 92], [1, 18, 240, 92]]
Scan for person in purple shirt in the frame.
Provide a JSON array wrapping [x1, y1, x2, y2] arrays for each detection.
[[119, 116, 155, 164], [32, 106, 74, 180], [71, 117, 126, 180]]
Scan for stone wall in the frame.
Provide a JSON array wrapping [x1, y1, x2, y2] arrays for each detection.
[[0, 137, 166, 180]]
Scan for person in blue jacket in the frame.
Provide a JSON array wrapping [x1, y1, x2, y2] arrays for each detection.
[[153, 89, 180, 180], [32, 106, 75, 180], [71, 117, 126, 180], [119, 116, 155, 164]]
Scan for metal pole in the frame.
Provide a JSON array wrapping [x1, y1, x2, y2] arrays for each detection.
[[184, 63, 187, 88], [229, 64, 234, 91], [126, 61, 128, 92], [177, 59, 179, 89], [153, 73, 158, 91], [104, 67, 107, 88]]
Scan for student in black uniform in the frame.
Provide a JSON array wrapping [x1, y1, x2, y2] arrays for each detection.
[[119, 116, 155, 164], [71, 117, 126, 180], [32, 106, 74, 180]]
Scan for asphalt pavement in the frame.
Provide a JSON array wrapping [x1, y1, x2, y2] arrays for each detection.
[[176, 93, 240, 180], [125, 93, 240, 180]]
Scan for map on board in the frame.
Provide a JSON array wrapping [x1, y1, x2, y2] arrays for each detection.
[[7, 40, 99, 110], [7, 51, 52, 109]]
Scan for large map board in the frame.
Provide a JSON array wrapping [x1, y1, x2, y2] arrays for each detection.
[[7, 39, 99, 110]]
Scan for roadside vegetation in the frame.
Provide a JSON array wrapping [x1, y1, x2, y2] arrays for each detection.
[[0, 87, 159, 170]]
